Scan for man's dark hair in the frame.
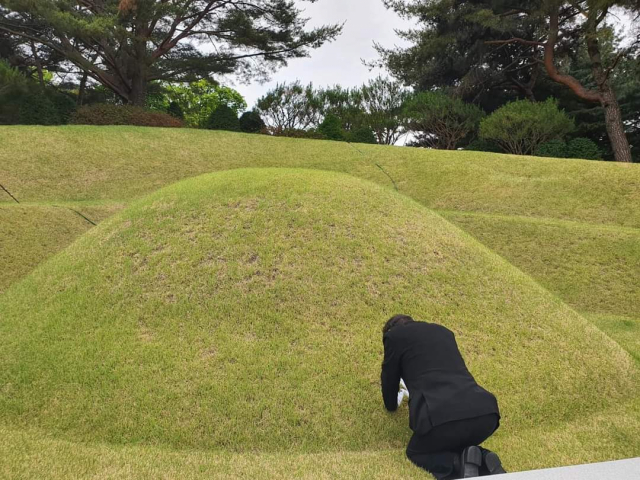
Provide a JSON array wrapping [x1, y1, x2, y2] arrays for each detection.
[[383, 314, 414, 335]]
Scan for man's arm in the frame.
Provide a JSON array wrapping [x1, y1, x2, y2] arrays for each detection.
[[381, 333, 402, 412]]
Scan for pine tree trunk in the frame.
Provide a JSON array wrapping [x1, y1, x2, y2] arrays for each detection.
[[77, 71, 89, 106], [601, 89, 633, 163], [586, 22, 633, 163], [129, 72, 148, 107], [128, 33, 149, 107]]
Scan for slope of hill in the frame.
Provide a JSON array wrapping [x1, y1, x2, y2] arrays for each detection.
[[1, 127, 639, 478], [1, 169, 636, 474], [441, 211, 640, 318], [1, 126, 639, 227], [0, 203, 123, 294]]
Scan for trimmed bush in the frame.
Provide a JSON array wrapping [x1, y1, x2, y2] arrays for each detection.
[[403, 91, 485, 150], [536, 139, 569, 158], [535, 138, 603, 160], [206, 104, 240, 131], [465, 138, 504, 153], [480, 98, 574, 156], [346, 125, 377, 144], [567, 138, 602, 160], [71, 104, 183, 128], [318, 113, 345, 141], [1, 61, 76, 125], [239, 110, 266, 133], [167, 101, 185, 120], [18, 94, 60, 125], [263, 127, 326, 140]]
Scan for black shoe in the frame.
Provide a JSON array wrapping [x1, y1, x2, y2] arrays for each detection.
[[459, 446, 482, 478], [482, 450, 506, 475]]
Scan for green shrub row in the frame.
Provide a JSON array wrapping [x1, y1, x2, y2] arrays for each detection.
[[0, 60, 76, 125], [536, 137, 603, 160]]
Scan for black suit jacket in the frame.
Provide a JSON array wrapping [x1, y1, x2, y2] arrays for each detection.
[[381, 321, 500, 436]]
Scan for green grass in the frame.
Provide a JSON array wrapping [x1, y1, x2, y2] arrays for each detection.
[[0, 169, 636, 475], [1, 126, 639, 478], [1, 397, 638, 479], [2, 126, 639, 227], [441, 211, 640, 319], [0, 203, 124, 294], [587, 313, 640, 364]]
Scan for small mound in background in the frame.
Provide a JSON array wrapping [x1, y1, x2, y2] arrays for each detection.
[[0, 169, 634, 455]]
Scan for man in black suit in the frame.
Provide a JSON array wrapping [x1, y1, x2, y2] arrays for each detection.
[[381, 314, 506, 479]]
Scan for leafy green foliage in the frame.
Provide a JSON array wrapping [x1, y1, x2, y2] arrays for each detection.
[[257, 82, 322, 131], [480, 99, 574, 156], [149, 80, 246, 128], [205, 104, 240, 131], [239, 110, 265, 134], [0, 60, 75, 125], [345, 125, 377, 144], [318, 113, 344, 141], [566, 138, 603, 161], [465, 138, 504, 153], [360, 76, 410, 145], [167, 102, 184, 120], [18, 93, 62, 125], [263, 127, 325, 140], [0, 58, 26, 94], [256, 78, 411, 145], [377, 1, 639, 162], [404, 91, 485, 149], [536, 140, 569, 159], [71, 104, 183, 128], [375, 0, 538, 109], [541, 30, 639, 162], [317, 85, 364, 131]]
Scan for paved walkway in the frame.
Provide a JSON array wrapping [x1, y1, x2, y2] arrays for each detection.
[[493, 458, 639, 479]]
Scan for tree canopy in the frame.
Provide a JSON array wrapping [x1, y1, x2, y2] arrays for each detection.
[[0, 0, 342, 105], [378, 0, 639, 162]]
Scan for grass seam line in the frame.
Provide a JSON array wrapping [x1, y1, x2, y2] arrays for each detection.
[[347, 142, 399, 192], [0, 182, 20, 204], [53, 205, 98, 226]]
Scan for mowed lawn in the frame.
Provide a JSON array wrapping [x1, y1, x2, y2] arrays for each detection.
[[441, 211, 640, 362], [1, 126, 639, 478]]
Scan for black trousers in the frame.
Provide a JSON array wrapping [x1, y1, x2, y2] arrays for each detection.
[[406, 413, 499, 480]]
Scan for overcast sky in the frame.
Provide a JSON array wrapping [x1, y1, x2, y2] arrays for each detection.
[[229, 0, 412, 109]]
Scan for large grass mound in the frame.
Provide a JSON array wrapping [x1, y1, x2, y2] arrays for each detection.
[[0, 169, 634, 456]]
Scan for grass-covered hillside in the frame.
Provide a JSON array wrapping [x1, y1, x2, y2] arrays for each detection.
[[1, 126, 639, 479]]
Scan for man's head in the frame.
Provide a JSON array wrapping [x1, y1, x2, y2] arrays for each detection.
[[382, 314, 415, 336]]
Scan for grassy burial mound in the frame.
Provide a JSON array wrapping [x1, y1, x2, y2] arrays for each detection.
[[0, 169, 635, 466]]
